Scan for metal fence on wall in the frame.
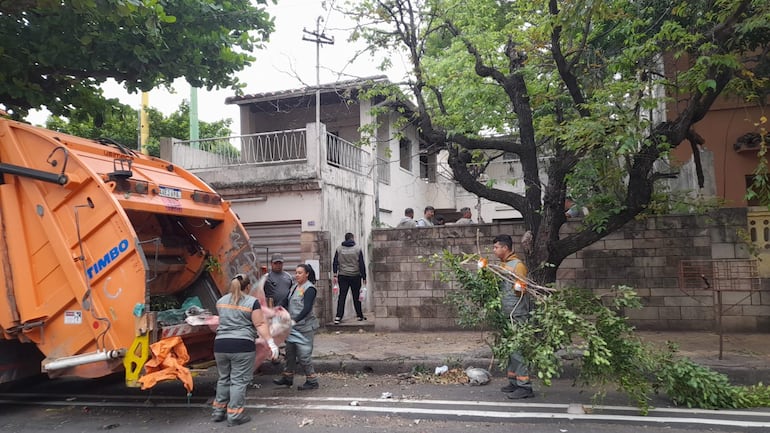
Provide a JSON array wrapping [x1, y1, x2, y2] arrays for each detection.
[[177, 129, 307, 169], [326, 133, 368, 175]]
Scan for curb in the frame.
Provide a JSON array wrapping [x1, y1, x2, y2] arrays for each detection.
[[314, 357, 497, 376], [311, 356, 770, 386]]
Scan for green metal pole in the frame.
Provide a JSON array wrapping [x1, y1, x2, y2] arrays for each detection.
[[190, 86, 200, 147]]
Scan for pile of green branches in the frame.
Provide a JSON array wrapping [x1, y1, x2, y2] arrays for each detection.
[[434, 250, 770, 414]]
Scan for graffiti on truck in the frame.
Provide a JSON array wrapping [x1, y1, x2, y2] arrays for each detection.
[[221, 226, 261, 281]]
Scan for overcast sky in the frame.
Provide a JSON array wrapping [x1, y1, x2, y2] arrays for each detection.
[[26, 0, 408, 133]]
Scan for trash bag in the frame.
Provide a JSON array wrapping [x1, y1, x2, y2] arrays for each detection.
[[465, 367, 491, 385], [254, 306, 293, 367]]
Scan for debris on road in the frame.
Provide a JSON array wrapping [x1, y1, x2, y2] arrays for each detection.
[[464, 367, 491, 385], [404, 368, 471, 385]]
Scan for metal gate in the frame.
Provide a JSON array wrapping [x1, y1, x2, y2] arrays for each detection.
[[678, 259, 760, 359]]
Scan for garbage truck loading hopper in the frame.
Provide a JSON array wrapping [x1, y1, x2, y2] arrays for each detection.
[[0, 118, 259, 385]]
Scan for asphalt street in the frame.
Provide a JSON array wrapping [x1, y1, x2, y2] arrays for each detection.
[[1, 366, 768, 433]]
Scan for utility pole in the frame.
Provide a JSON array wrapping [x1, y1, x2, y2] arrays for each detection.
[[302, 17, 334, 155], [140, 92, 150, 155], [302, 17, 334, 273], [190, 86, 199, 146]]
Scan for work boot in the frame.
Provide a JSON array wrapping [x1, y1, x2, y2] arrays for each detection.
[[227, 414, 251, 427], [500, 383, 518, 393], [297, 380, 319, 390], [210, 412, 226, 423], [273, 375, 293, 386], [506, 387, 534, 399]]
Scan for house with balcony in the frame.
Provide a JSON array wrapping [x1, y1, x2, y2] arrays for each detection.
[[160, 77, 463, 323], [161, 76, 545, 323]]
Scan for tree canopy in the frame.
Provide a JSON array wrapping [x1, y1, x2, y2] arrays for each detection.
[[347, 0, 770, 283], [0, 0, 273, 119], [45, 100, 232, 157]]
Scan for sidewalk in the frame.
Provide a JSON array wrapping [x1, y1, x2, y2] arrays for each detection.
[[311, 326, 770, 385]]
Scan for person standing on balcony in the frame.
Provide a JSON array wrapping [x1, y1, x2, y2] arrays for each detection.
[[397, 208, 417, 227], [332, 232, 367, 324], [416, 206, 435, 227], [264, 253, 293, 307]]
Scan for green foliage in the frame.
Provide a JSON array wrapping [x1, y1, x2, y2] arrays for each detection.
[[44, 100, 232, 158], [657, 357, 740, 409], [346, 0, 770, 287], [434, 250, 507, 331], [437, 250, 770, 413], [150, 295, 179, 311], [0, 1, 273, 119], [205, 255, 222, 274], [656, 351, 770, 409], [745, 116, 770, 207], [503, 285, 660, 412]]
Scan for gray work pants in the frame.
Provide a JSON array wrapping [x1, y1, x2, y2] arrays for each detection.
[[504, 293, 533, 389], [212, 351, 255, 422], [285, 328, 316, 380]]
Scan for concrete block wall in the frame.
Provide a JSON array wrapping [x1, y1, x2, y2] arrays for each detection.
[[370, 208, 770, 332], [371, 223, 528, 331]]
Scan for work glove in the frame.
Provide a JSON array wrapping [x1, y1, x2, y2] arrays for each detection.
[[267, 338, 279, 360]]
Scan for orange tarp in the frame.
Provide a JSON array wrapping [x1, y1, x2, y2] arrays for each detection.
[[137, 336, 193, 393]]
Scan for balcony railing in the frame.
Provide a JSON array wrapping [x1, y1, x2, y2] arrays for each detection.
[[174, 129, 377, 178], [377, 157, 390, 184], [176, 129, 307, 169], [326, 133, 368, 175]]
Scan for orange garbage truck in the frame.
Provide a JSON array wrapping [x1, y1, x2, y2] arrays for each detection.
[[0, 118, 260, 387]]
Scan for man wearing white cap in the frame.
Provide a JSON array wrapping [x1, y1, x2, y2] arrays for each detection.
[[264, 253, 293, 307]]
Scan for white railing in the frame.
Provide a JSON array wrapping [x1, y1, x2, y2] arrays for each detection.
[[326, 133, 368, 175], [176, 129, 307, 169], [377, 157, 390, 184]]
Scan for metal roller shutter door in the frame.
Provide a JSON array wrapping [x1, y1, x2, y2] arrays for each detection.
[[245, 221, 302, 272]]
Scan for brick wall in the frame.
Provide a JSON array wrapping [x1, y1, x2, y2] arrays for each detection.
[[370, 208, 770, 332]]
